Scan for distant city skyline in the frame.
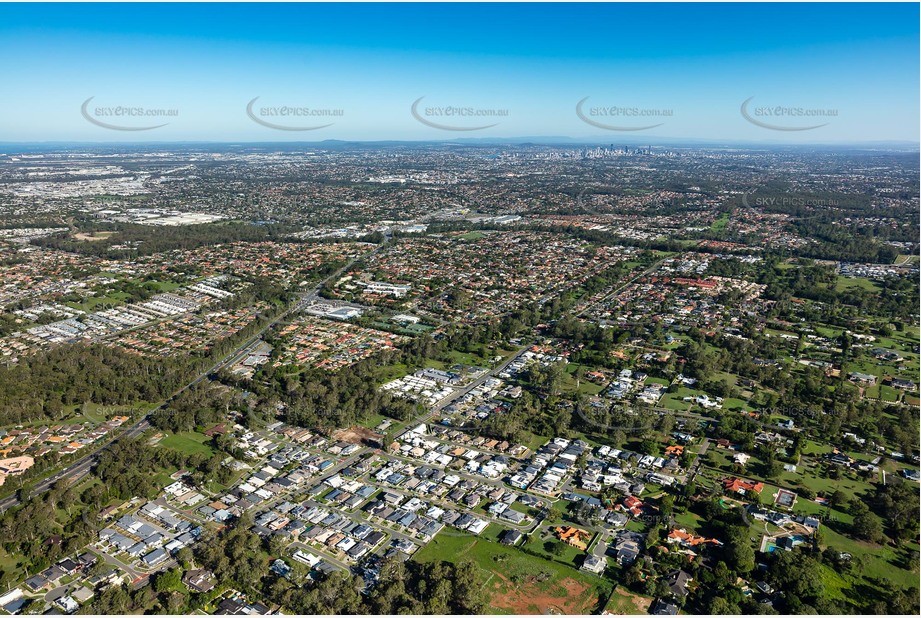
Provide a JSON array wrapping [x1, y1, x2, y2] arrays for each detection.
[[0, 2, 917, 143]]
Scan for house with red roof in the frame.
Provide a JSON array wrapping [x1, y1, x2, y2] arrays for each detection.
[[722, 477, 764, 495]]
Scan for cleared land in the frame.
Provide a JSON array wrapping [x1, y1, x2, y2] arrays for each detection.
[[414, 532, 611, 615]]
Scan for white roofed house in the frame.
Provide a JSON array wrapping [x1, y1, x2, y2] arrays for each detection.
[[581, 554, 606, 574]]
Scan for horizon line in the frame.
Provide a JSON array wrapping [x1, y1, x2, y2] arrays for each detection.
[[1, 138, 918, 149]]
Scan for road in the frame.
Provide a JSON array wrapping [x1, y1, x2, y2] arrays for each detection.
[[576, 255, 670, 321], [380, 345, 529, 446], [431, 347, 529, 416], [0, 239, 390, 516]]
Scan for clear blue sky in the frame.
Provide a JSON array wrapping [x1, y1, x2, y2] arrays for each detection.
[[0, 2, 917, 143]]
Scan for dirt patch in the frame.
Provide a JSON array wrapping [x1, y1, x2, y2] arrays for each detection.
[[333, 425, 384, 447], [73, 231, 116, 242], [602, 587, 652, 615], [490, 575, 597, 615]]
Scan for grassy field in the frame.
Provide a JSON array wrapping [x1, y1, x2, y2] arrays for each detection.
[[145, 279, 183, 292], [659, 386, 706, 411], [160, 431, 214, 456], [414, 531, 613, 614], [0, 546, 27, 582], [154, 471, 177, 488], [459, 231, 487, 241], [602, 587, 653, 614], [819, 525, 920, 590], [833, 277, 881, 293], [818, 563, 851, 601], [376, 362, 410, 384], [721, 397, 752, 411], [522, 529, 591, 568], [65, 290, 132, 312], [561, 363, 604, 395], [356, 413, 390, 430], [445, 349, 493, 368], [672, 509, 704, 531], [710, 213, 730, 233], [522, 432, 550, 452]]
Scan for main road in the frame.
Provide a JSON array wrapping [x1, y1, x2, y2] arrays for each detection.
[[0, 237, 391, 515]]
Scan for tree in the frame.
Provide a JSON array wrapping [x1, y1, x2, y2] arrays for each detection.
[[623, 564, 643, 590], [851, 510, 884, 543], [709, 596, 740, 614], [176, 547, 194, 569], [545, 540, 566, 557], [640, 438, 660, 456], [727, 537, 756, 574], [828, 489, 849, 509], [84, 585, 132, 614], [154, 567, 183, 593], [659, 495, 675, 521], [768, 551, 825, 603]]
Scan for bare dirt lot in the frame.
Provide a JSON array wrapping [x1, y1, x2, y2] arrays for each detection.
[[602, 587, 653, 614], [489, 571, 599, 615], [333, 425, 383, 446], [73, 231, 116, 241]]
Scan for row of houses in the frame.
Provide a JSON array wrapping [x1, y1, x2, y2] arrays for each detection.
[[368, 455, 532, 528], [511, 437, 587, 495], [24, 553, 97, 592]]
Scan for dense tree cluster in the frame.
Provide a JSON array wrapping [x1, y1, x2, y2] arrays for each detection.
[[31, 221, 300, 257], [662, 497, 921, 615], [0, 344, 189, 426], [189, 523, 485, 615], [0, 436, 227, 591]]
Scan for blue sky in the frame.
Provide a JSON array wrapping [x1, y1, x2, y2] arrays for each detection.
[[0, 2, 917, 143]]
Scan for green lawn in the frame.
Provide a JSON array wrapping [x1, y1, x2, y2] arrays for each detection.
[[818, 563, 851, 601], [801, 440, 834, 457], [710, 213, 730, 233], [154, 472, 177, 488], [834, 277, 880, 293], [778, 464, 875, 505], [877, 385, 900, 402], [445, 349, 493, 368], [522, 530, 590, 568], [459, 231, 486, 241], [672, 509, 704, 531], [722, 397, 752, 411], [65, 291, 132, 312], [145, 280, 183, 292], [660, 387, 704, 411], [413, 531, 613, 614], [357, 413, 390, 430], [561, 364, 604, 395], [819, 525, 920, 590], [160, 431, 214, 456], [522, 432, 550, 452], [0, 547, 27, 581]]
